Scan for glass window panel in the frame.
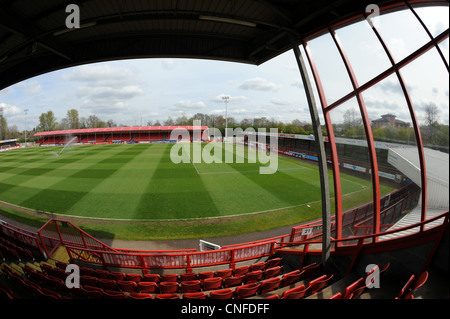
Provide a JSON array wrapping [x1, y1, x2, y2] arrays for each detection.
[[363, 73, 417, 146], [328, 98, 375, 226], [400, 48, 449, 131], [334, 18, 392, 86], [438, 38, 449, 66], [306, 33, 354, 106], [376, 8, 431, 62], [362, 74, 420, 227], [413, 5, 449, 38]]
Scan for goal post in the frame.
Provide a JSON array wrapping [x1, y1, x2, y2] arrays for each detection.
[[199, 239, 221, 251]]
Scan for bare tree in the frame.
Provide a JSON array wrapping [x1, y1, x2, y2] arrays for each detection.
[[424, 103, 439, 127]]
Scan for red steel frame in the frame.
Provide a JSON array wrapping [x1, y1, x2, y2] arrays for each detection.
[[302, 0, 449, 242]]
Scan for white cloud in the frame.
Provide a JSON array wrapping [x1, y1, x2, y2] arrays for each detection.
[[169, 100, 207, 111], [238, 77, 281, 91], [161, 59, 175, 70], [291, 80, 304, 89], [63, 64, 136, 86], [270, 98, 291, 106], [76, 85, 143, 100], [0, 103, 21, 115], [17, 80, 41, 95]]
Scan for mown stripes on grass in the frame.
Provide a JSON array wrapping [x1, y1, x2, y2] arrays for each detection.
[[0, 143, 379, 223]]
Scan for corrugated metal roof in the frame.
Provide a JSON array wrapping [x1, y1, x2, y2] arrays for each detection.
[[1, 0, 425, 90]]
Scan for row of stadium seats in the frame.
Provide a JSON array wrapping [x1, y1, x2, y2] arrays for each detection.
[[0, 245, 432, 300], [0, 237, 35, 262], [0, 260, 327, 299], [55, 258, 283, 283]]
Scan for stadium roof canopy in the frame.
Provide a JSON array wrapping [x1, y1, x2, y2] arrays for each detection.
[[34, 126, 208, 137], [0, 0, 410, 91]]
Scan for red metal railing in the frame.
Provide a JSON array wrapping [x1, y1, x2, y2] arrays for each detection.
[[0, 183, 425, 273], [0, 221, 44, 258]]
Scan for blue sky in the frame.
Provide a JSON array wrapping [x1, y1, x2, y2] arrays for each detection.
[[0, 5, 448, 131]]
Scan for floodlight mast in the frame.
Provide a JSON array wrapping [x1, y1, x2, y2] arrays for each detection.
[[0, 106, 4, 140], [222, 95, 229, 141], [24, 109, 29, 146]]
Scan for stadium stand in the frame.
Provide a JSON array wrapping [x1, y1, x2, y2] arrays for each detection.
[[0, 205, 446, 300], [35, 126, 207, 146]]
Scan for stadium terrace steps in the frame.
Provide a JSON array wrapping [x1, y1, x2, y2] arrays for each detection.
[[380, 207, 447, 241]]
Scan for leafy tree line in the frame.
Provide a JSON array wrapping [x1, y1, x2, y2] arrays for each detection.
[[33, 109, 325, 136], [333, 104, 448, 152], [1, 104, 447, 151]]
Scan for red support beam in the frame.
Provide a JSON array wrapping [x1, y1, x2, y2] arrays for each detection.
[[328, 27, 381, 240]]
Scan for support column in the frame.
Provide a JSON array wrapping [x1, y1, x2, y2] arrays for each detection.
[[290, 37, 331, 266]]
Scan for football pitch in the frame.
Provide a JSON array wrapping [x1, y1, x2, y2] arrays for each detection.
[[0, 143, 393, 239]]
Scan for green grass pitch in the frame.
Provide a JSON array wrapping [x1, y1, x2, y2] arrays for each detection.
[[0, 143, 393, 239]]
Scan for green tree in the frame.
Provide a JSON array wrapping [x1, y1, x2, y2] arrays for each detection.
[[38, 111, 59, 132], [66, 109, 80, 129], [0, 116, 7, 140]]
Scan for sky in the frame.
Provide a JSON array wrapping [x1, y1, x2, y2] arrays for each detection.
[[0, 5, 448, 132]]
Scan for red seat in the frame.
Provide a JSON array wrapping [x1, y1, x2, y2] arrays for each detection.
[[198, 271, 215, 280], [234, 265, 250, 276], [180, 273, 198, 282], [181, 280, 202, 293], [161, 274, 179, 282], [264, 294, 280, 299], [216, 269, 233, 278], [260, 277, 281, 294], [125, 273, 142, 283], [347, 286, 366, 299], [183, 292, 208, 299], [245, 270, 263, 283], [117, 280, 138, 293], [99, 279, 118, 291], [307, 274, 334, 295], [81, 275, 99, 287], [129, 293, 153, 299], [110, 271, 126, 281], [281, 269, 301, 287], [236, 282, 261, 299], [342, 277, 365, 299], [80, 267, 95, 277], [142, 274, 160, 283], [265, 258, 282, 269], [209, 288, 234, 299], [409, 271, 429, 293], [94, 269, 110, 279], [264, 266, 282, 279], [224, 275, 245, 288], [396, 271, 428, 299], [250, 262, 266, 272], [40, 288, 62, 299], [282, 284, 307, 299], [159, 281, 179, 293], [299, 262, 321, 280], [329, 292, 343, 299], [138, 281, 158, 293], [203, 277, 223, 290], [55, 261, 68, 270], [103, 290, 127, 299], [156, 293, 179, 299], [82, 286, 104, 299]]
